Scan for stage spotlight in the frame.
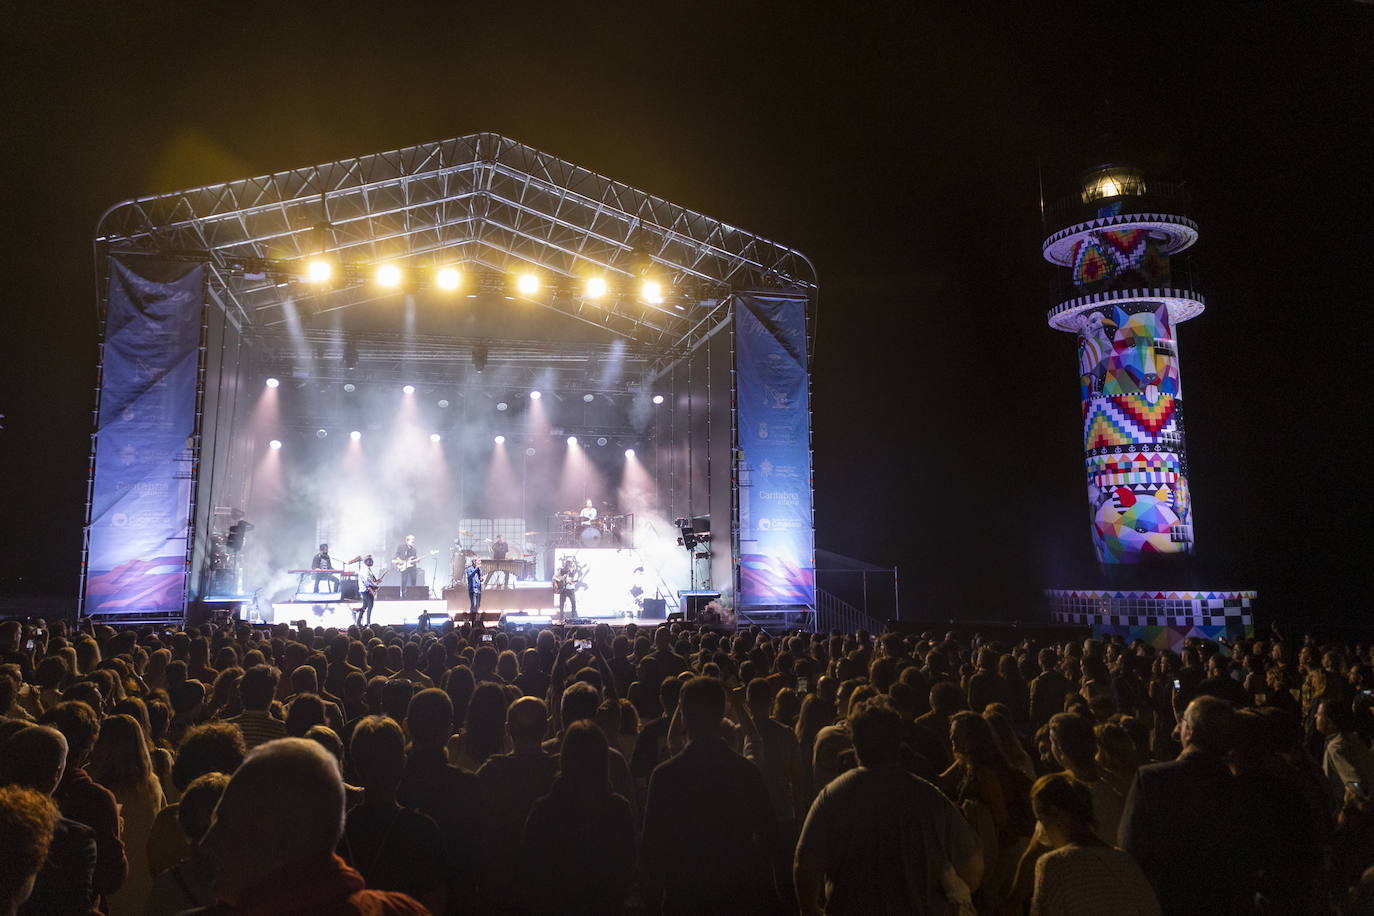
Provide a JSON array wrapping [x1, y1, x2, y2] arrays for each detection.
[[316, 429, 328, 439], [436, 267, 461, 290], [642, 280, 664, 304], [529, 390, 541, 400], [350, 430, 362, 441], [525, 447, 536, 456], [343, 383, 356, 393], [377, 264, 402, 288], [265, 377, 280, 389], [597, 437, 608, 446], [496, 401, 509, 411], [582, 393, 595, 403], [494, 435, 506, 444], [517, 273, 539, 295], [625, 448, 635, 458], [586, 276, 607, 299], [430, 433, 441, 443], [269, 439, 282, 450], [306, 259, 332, 283], [402, 385, 415, 395], [437, 399, 450, 408], [567, 436, 578, 446], [652, 394, 664, 404]]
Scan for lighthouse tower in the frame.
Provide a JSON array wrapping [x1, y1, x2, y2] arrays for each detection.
[[1042, 164, 1255, 647]]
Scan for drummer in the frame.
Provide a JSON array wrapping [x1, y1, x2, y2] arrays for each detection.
[[579, 498, 598, 526]]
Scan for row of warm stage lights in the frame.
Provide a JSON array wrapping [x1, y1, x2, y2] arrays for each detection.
[[265, 377, 666, 406], [266, 431, 636, 459], [301, 259, 669, 305]]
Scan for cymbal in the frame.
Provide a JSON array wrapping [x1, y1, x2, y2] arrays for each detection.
[[525, 530, 541, 535], [557, 510, 577, 517], [459, 530, 475, 537], [345, 555, 362, 564]]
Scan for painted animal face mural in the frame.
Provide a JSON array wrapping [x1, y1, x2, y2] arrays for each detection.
[[1077, 302, 1192, 564]]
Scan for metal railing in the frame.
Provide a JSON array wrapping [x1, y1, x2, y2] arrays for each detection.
[[815, 589, 882, 635]]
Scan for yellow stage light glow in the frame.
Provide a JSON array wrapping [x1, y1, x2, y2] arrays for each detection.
[[306, 259, 332, 283], [586, 276, 607, 299], [517, 273, 540, 295], [377, 264, 402, 287], [641, 280, 664, 304], [436, 267, 461, 290]]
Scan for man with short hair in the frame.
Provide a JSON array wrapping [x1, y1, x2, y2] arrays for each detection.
[[1119, 696, 1262, 915], [1028, 648, 1073, 730], [227, 665, 287, 750], [195, 738, 428, 913], [796, 697, 982, 915], [641, 677, 779, 915]]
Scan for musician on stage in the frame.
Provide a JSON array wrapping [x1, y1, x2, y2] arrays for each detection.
[[393, 534, 419, 594], [555, 556, 578, 620], [579, 499, 598, 526], [465, 556, 483, 624], [357, 555, 383, 626], [492, 534, 509, 560], [311, 543, 338, 593]]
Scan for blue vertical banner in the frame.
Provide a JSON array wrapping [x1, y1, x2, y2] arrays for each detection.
[[735, 293, 815, 608], [84, 257, 203, 617]]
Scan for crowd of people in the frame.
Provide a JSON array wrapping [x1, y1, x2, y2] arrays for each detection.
[[3, 613, 1374, 914]]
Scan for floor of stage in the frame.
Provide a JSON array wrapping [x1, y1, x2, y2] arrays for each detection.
[[252, 598, 668, 629]]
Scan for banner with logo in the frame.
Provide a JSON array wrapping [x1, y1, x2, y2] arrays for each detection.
[[735, 293, 815, 608], [84, 257, 204, 617]]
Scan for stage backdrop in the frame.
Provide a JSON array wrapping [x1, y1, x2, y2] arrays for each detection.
[[84, 257, 204, 618], [735, 293, 815, 609]]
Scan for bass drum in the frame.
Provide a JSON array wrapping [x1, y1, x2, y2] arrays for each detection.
[[579, 525, 602, 546]]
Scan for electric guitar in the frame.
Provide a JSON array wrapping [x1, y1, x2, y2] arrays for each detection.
[[392, 550, 438, 571], [363, 568, 388, 595]]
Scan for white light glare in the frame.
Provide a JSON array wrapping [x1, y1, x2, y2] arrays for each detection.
[[436, 267, 461, 290], [625, 448, 636, 459], [429, 433, 441, 443], [586, 276, 607, 298], [652, 394, 664, 404], [402, 385, 415, 395], [268, 439, 282, 450], [494, 435, 506, 444], [265, 378, 280, 388], [517, 273, 539, 295], [376, 264, 402, 288], [529, 391, 541, 400], [306, 259, 332, 283], [583, 393, 595, 403], [567, 436, 578, 446], [642, 280, 664, 304], [350, 430, 362, 441]]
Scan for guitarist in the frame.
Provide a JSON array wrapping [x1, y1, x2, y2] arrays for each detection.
[[393, 534, 419, 594], [554, 556, 578, 621], [358, 555, 385, 626]]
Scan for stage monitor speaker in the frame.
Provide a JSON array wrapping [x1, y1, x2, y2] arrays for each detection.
[[403, 586, 430, 600], [679, 591, 721, 623], [376, 586, 402, 601], [340, 579, 359, 600], [641, 598, 667, 620]]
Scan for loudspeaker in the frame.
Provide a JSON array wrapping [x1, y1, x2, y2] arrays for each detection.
[[680, 591, 720, 622], [376, 586, 401, 601], [403, 586, 430, 600], [641, 598, 667, 620], [340, 579, 359, 600]]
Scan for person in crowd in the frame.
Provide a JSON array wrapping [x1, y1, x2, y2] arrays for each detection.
[[792, 692, 834, 809], [86, 712, 165, 915], [745, 677, 806, 830], [0, 724, 97, 915], [917, 681, 967, 766], [146, 721, 246, 878], [143, 772, 229, 915], [340, 717, 447, 914], [196, 737, 429, 913], [518, 721, 636, 914], [1023, 773, 1161, 915], [1317, 695, 1374, 804], [1028, 649, 1073, 731], [38, 700, 127, 907], [0, 785, 59, 916], [225, 665, 286, 750], [641, 676, 779, 915], [1046, 712, 1125, 843], [812, 684, 878, 792], [796, 696, 983, 916], [1118, 695, 1263, 915], [448, 681, 511, 772]]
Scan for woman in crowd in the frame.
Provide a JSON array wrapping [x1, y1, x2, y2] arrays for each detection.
[[86, 712, 166, 915], [447, 681, 510, 772]]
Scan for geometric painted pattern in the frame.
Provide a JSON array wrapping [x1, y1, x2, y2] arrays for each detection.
[[1046, 588, 1256, 652]]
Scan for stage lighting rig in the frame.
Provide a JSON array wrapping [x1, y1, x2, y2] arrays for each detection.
[[674, 517, 712, 552]]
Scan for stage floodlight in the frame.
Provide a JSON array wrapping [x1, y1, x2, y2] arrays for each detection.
[[315, 429, 328, 439], [517, 273, 539, 295], [437, 399, 450, 408], [402, 384, 415, 395], [343, 382, 356, 393], [436, 267, 461, 290], [377, 264, 402, 288], [529, 390, 541, 400], [525, 447, 536, 457], [350, 430, 362, 441], [597, 437, 608, 446], [496, 401, 509, 411], [652, 394, 664, 404], [265, 377, 279, 389], [625, 448, 636, 458], [586, 276, 607, 298], [430, 433, 441, 443], [269, 439, 282, 450], [494, 435, 506, 444], [642, 280, 664, 304], [306, 259, 332, 284], [583, 393, 595, 403], [567, 436, 578, 446]]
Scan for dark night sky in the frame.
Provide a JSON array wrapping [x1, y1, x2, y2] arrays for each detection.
[[2, 3, 1371, 623]]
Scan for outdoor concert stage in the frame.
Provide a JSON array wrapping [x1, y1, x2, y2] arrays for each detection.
[[80, 134, 820, 632]]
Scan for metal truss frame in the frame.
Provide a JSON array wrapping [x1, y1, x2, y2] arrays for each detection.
[[95, 133, 818, 357]]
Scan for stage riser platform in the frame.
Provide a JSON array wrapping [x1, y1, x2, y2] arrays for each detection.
[[263, 599, 663, 629]]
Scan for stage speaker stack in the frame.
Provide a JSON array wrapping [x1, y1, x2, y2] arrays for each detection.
[[402, 586, 430, 600], [641, 598, 667, 620], [376, 586, 402, 601], [679, 591, 721, 623]]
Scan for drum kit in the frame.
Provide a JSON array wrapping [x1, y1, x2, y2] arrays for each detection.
[[556, 502, 626, 547]]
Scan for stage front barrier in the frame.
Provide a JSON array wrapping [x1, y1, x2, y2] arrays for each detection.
[[83, 257, 205, 623]]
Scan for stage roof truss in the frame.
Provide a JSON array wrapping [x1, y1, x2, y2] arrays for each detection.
[[96, 133, 817, 351]]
